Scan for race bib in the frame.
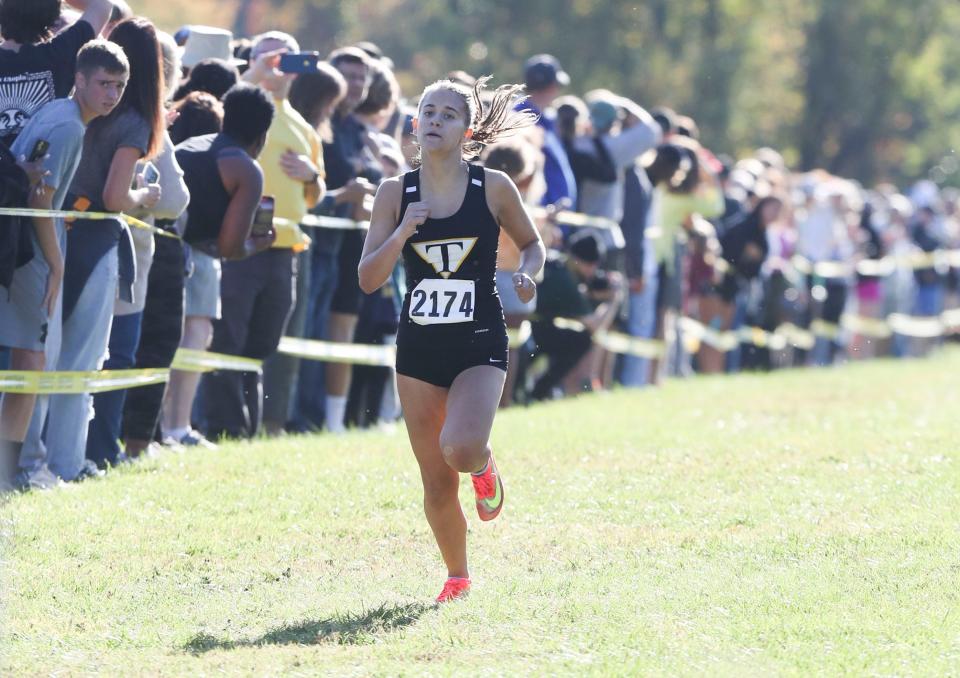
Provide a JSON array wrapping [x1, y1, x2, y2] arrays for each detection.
[[409, 279, 475, 325]]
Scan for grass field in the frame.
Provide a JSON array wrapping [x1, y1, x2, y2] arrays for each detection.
[[3, 351, 960, 676]]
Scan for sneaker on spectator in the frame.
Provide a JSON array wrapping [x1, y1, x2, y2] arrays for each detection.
[[160, 436, 186, 453], [15, 464, 63, 491], [74, 459, 106, 482], [179, 429, 217, 450]]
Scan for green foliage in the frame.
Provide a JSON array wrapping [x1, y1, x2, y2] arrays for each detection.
[[4, 350, 960, 674], [149, 0, 960, 185]]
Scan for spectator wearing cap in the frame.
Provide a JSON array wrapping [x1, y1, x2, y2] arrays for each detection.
[[199, 30, 324, 440], [530, 232, 625, 400], [518, 54, 578, 209], [179, 25, 246, 75], [577, 90, 660, 223], [0, 0, 114, 148]]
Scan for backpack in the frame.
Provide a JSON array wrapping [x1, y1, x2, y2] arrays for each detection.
[[0, 139, 33, 290]]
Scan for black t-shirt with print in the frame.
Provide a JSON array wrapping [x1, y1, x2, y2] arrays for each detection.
[[0, 20, 95, 148]]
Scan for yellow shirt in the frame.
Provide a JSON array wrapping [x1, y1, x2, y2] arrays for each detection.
[[652, 186, 724, 273], [260, 98, 324, 250]]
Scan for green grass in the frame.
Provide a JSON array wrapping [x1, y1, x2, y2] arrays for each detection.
[[4, 351, 960, 676]]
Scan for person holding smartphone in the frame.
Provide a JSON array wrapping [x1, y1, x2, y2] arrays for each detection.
[[0, 40, 129, 491], [85, 31, 191, 470]]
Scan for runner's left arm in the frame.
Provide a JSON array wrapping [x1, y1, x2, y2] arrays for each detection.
[[488, 170, 545, 303]]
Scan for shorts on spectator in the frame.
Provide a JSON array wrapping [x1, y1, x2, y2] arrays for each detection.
[[330, 230, 364, 315], [0, 254, 55, 352], [496, 270, 536, 315], [185, 246, 221, 319], [655, 262, 682, 311]]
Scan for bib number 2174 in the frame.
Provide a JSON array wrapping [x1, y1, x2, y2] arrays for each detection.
[[409, 279, 475, 325]]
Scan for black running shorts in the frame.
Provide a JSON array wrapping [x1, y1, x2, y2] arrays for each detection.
[[396, 339, 508, 388]]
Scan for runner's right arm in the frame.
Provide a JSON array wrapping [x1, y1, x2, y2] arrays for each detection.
[[358, 178, 428, 294]]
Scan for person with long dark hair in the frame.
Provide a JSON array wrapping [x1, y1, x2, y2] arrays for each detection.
[[88, 29, 191, 467], [359, 77, 545, 602], [697, 195, 782, 373], [45, 16, 166, 482]]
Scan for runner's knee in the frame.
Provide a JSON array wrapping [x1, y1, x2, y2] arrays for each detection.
[[439, 434, 488, 472]]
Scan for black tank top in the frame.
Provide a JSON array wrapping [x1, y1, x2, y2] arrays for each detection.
[[397, 163, 505, 348], [175, 132, 237, 246]]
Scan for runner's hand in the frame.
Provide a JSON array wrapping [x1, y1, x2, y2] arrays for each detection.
[[398, 201, 429, 239], [513, 272, 536, 303]]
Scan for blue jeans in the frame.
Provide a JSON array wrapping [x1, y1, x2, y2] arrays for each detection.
[[46, 249, 118, 481], [620, 276, 659, 387], [292, 230, 341, 430], [86, 311, 142, 468], [915, 282, 944, 317]]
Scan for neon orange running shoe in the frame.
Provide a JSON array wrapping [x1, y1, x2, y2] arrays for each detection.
[[436, 576, 471, 603], [471, 455, 504, 521]]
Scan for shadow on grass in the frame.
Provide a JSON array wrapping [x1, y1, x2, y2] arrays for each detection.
[[183, 602, 432, 653]]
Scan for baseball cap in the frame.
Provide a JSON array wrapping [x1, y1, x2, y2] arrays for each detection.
[[568, 231, 604, 264], [524, 54, 570, 91], [588, 99, 618, 132]]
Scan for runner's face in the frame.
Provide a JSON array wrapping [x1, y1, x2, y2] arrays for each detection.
[[75, 67, 127, 117], [416, 89, 469, 152]]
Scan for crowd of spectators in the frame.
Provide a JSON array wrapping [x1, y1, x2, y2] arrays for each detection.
[[1, 0, 958, 493]]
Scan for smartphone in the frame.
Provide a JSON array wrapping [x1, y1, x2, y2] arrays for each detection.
[[29, 139, 49, 162], [279, 52, 320, 74], [142, 161, 160, 185], [251, 195, 275, 236]]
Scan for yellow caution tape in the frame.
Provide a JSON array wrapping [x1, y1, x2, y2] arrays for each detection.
[[595, 330, 665, 359], [840, 314, 893, 339], [0, 368, 169, 394], [776, 323, 817, 351], [277, 337, 395, 366], [8, 299, 960, 393], [0, 207, 178, 239], [171, 348, 263, 373], [887, 313, 943, 338], [280, 215, 370, 231], [506, 320, 532, 349]]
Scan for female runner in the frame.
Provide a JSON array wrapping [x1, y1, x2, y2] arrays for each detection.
[[358, 77, 545, 602]]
